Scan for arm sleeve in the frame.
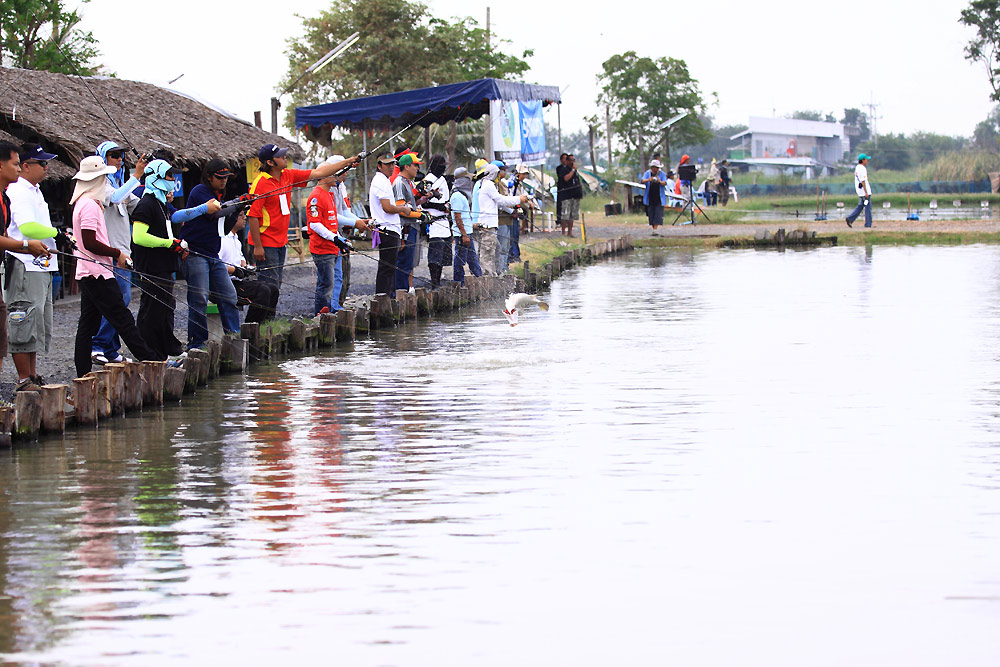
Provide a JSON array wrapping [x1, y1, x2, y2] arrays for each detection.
[[18, 221, 57, 239], [132, 222, 173, 248], [336, 203, 359, 229], [81, 228, 120, 258], [170, 202, 210, 223], [110, 176, 141, 204], [308, 221, 337, 241]]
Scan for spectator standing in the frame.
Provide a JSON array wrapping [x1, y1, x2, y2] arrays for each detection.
[[846, 153, 873, 228], [706, 158, 720, 206], [247, 144, 358, 291], [70, 155, 156, 377], [4, 144, 60, 391], [179, 158, 241, 349], [90, 141, 146, 365], [555, 153, 568, 229], [640, 159, 668, 235], [717, 159, 732, 207], [477, 163, 528, 275], [450, 167, 481, 285], [369, 153, 410, 295], [557, 154, 582, 237]]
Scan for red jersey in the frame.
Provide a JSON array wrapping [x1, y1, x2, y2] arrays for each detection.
[[306, 186, 339, 256], [247, 167, 312, 247]]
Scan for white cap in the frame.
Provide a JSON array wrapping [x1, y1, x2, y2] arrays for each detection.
[[649, 159, 662, 168], [325, 154, 346, 165]]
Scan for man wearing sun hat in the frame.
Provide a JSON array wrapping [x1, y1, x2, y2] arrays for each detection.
[[846, 153, 873, 228], [4, 143, 60, 391]]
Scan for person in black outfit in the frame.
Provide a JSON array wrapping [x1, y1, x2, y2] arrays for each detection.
[[555, 154, 583, 237]]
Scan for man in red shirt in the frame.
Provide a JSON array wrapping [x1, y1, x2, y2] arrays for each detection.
[[247, 144, 359, 290]]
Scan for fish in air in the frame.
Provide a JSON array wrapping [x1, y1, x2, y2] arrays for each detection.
[[503, 292, 549, 326]]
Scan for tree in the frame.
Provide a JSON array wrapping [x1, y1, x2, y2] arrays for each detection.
[[841, 107, 871, 150], [0, 0, 101, 75], [961, 0, 1000, 101], [596, 51, 711, 168], [280, 0, 533, 159], [856, 133, 912, 171], [973, 105, 1000, 149]]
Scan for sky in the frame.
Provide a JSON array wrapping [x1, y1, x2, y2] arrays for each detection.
[[72, 0, 995, 143]]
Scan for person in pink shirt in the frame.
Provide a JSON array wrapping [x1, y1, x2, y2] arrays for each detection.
[[71, 156, 158, 377]]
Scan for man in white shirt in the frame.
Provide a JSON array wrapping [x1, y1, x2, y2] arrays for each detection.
[[423, 155, 451, 288], [476, 163, 528, 275], [219, 215, 278, 323], [846, 153, 873, 228], [5, 144, 60, 391], [369, 153, 412, 294]]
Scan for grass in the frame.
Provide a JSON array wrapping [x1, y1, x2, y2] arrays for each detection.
[[511, 235, 589, 277], [734, 192, 1000, 212]]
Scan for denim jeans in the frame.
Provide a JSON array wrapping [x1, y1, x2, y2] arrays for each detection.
[[497, 224, 512, 273], [846, 196, 873, 227], [91, 266, 132, 357], [313, 252, 343, 314], [259, 245, 287, 289], [184, 254, 240, 349], [394, 226, 419, 291], [510, 217, 521, 261], [453, 235, 482, 285]]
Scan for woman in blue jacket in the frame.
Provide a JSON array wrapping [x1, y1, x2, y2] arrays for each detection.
[[641, 159, 668, 235]]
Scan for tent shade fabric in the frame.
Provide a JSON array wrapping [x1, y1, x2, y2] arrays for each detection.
[[295, 78, 561, 132]]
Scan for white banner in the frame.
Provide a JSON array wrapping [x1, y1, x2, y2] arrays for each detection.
[[490, 99, 521, 162]]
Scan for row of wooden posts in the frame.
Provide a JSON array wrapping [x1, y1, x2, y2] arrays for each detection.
[[0, 235, 635, 445]]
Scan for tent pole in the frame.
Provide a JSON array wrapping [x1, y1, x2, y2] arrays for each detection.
[[558, 103, 562, 155], [484, 113, 493, 161], [362, 123, 368, 193], [425, 125, 431, 158]]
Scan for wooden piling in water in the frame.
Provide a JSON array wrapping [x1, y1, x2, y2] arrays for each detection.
[[40, 385, 67, 433], [188, 350, 210, 386], [0, 407, 12, 447], [353, 306, 369, 335], [318, 312, 336, 345], [72, 377, 97, 426], [335, 309, 355, 342], [241, 322, 261, 362], [163, 367, 186, 401], [370, 295, 394, 330], [414, 288, 431, 316], [123, 361, 144, 412], [206, 340, 222, 378], [90, 370, 112, 419], [14, 391, 41, 440], [289, 319, 306, 351], [182, 356, 200, 394], [222, 336, 248, 373], [141, 361, 165, 406], [104, 363, 125, 415]]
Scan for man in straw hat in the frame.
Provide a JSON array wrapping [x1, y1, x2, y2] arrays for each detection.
[[69, 155, 158, 378]]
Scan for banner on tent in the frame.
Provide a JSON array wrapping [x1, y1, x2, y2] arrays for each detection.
[[518, 101, 546, 166], [490, 99, 521, 163]]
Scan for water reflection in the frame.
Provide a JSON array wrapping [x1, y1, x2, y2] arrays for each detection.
[[0, 246, 999, 664]]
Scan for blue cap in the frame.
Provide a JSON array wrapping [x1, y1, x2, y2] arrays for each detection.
[[491, 160, 506, 169], [259, 144, 289, 161], [20, 144, 57, 163], [857, 153, 872, 161]]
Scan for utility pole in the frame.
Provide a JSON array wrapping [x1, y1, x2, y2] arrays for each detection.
[[867, 92, 880, 148], [606, 105, 613, 173], [486, 7, 490, 49]]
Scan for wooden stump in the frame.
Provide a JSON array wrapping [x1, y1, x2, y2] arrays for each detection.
[[414, 288, 431, 317], [141, 361, 166, 406], [90, 370, 112, 419], [40, 384, 67, 433], [221, 336, 248, 374], [318, 312, 336, 346], [527, 272, 538, 294], [394, 290, 409, 322], [206, 340, 222, 378], [105, 362, 126, 415], [123, 361, 144, 412], [188, 350, 211, 386], [353, 306, 369, 335], [13, 391, 41, 440], [241, 322, 261, 362], [370, 295, 394, 330], [182, 356, 200, 394], [335, 309, 355, 342], [289, 319, 307, 351], [0, 407, 12, 447], [163, 367, 187, 401], [459, 286, 470, 305], [405, 293, 417, 320], [72, 376, 97, 426]]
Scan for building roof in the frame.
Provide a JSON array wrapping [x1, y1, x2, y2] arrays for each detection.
[[0, 66, 303, 179], [729, 156, 839, 169], [731, 116, 845, 140], [0, 128, 75, 179]]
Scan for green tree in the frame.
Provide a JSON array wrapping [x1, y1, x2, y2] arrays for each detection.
[[856, 133, 912, 171], [841, 107, 871, 149], [960, 0, 1000, 101], [596, 51, 711, 169], [973, 105, 1000, 150], [0, 0, 101, 74]]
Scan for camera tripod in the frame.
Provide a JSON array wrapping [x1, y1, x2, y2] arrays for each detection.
[[670, 188, 712, 226]]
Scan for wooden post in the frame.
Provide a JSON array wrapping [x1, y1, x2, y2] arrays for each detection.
[[206, 340, 222, 378], [370, 294, 394, 329], [414, 288, 431, 316], [183, 356, 200, 394], [90, 370, 112, 419], [405, 292, 417, 320], [221, 337, 248, 373], [13, 391, 41, 440], [72, 376, 97, 426], [141, 361, 165, 406], [40, 384, 67, 433], [394, 289, 408, 321], [354, 306, 369, 335], [123, 361, 144, 412], [335, 309, 355, 342], [289, 318, 307, 351], [0, 407, 12, 447], [163, 367, 187, 401], [105, 362, 126, 415], [319, 312, 336, 345], [188, 349, 211, 386], [241, 322, 261, 362]]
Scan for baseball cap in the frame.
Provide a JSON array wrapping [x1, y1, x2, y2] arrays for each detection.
[[205, 158, 233, 179], [376, 153, 397, 165], [858, 153, 872, 161], [491, 160, 506, 169], [649, 159, 662, 168], [397, 153, 423, 167], [258, 144, 289, 161], [20, 144, 57, 163], [454, 167, 469, 178]]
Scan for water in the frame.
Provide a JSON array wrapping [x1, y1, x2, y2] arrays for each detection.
[[742, 206, 996, 222], [2, 246, 1000, 665]]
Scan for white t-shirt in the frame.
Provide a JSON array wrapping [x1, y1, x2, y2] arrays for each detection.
[[854, 163, 871, 197], [425, 174, 452, 239], [368, 171, 401, 236], [219, 232, 245, 271], [6, 177, 57, 272]]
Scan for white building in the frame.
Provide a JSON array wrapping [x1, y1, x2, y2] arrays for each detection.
[[731, 117, 851, 166]]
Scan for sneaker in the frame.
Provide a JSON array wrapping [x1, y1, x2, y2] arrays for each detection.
[[318, 306, 330, 314], [15, 378, 42, 393], [92, 351, 125, 365], [31, 374, 45, 387], [846, 218, 853, 228], [166, 352, 187, 368], [408, 287, 415, 294]]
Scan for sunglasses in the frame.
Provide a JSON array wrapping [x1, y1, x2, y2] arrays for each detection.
[[106, 151, 125, 159], [25, 160, 48, 168]]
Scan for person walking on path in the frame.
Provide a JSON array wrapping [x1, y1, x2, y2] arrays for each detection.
[[641, 159, 668, 235], [450, 167, 481, 285], [846, 153, 873, 228], [70, 156, 158, 378], [4, 144, 61, 392]]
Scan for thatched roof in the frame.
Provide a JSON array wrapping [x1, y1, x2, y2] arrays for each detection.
[[0, 127, 76, 179], [0, 66, 303, 179]]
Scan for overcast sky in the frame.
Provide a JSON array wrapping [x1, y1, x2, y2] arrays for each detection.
[[74, 0, 994, 142]]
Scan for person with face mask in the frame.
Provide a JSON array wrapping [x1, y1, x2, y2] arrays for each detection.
[[131, 159, 220, 359], [476, 163, 528, 276], [423, 154, 451, 288]]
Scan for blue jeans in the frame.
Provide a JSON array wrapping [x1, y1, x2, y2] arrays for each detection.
[[259, 245, 287, 289], [497, 224, 512, 272], [510, 217, 521, 261], [184, 254, 240, 349], [313, 253, 343, 314], [92, 266, 132, 357], [394, 226, 418, 291], [846, 196, 873, 227], [452, 235, 482, 285]]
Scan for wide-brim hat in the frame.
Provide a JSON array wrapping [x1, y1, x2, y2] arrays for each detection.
[[74, 155, 118, 181], [649, 159, 662, 168], [454, 166, 470, 178]]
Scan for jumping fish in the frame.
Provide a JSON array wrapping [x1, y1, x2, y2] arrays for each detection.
[[503, 293, 549, 326]]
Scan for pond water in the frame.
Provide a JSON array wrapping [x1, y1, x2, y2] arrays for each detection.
[[741, 206, 997, 222], [1, 246, 1000, 665]]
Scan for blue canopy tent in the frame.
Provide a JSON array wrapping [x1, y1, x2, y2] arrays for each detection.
[[295, 77, 561, 137]]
